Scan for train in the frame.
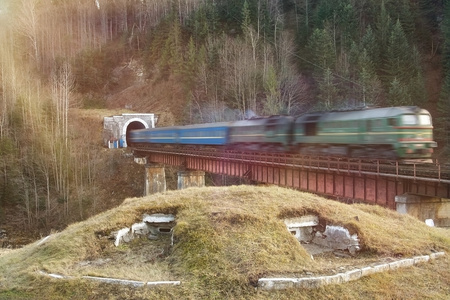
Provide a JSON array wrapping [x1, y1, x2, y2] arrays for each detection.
[[128, 106, 437, 161]]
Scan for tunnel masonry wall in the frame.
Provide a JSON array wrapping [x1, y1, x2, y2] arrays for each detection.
[[103, 113, 156, 148]]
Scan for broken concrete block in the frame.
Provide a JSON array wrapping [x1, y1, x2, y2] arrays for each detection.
[[425, 219, 435, 227], [148, 234, 158, 240], [284, 215, 319, 242], [131, 222, 150, 236], [114, 228, 133, 247], [143, 214, 176, 235], [112, 213, 177, 247], [312, 225, 360, 254]]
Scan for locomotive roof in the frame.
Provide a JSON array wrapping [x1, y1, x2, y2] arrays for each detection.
[[296, 106, 430, 122], [231, 115, 293, 127]]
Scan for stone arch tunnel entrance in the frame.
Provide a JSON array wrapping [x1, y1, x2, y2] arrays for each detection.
[[125, 120, 147, 146], [103, 113, 157, 148]]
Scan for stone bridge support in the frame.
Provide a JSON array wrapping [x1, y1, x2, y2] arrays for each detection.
[[395, 194, 450, 227], [145, 164, 166, 195], [177, 170, 205, 190]]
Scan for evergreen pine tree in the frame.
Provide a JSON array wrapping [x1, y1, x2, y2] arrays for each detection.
[[408, 47, 427, 106], [435, 0, 450, 157], [386, 19, 410, 82], [161, 15, 183, 75], [183, 37, 198, 91], [361, 25, 380, 68], [318, 67, 339, 109], [263, 65, 282, 115], [375, 0, 392, 73], [307, 27, 336, 75], [388, 77, 411, 106], [241, 0, 251, 34], [358, 48, 383, 106]]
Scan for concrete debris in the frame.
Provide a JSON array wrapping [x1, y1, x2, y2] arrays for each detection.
[[131, 222, 150, 236], [312, 225, 360, 255], [114, 228, 134, 247], [425, 219, 435, 227], [37, 235, 51, 246], [113, 214, 176, 247], [285, 216, 360, 255], [285, 215, 319, 242]]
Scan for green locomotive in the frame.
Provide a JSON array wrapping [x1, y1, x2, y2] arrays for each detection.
[[292, 106, 437, 159]]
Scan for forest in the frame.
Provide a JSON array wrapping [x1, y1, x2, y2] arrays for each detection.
[[0, 0, 449, 234]]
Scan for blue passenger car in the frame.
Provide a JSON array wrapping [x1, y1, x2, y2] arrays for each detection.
[[129, 126, 180, 144], [178, 122, 230, 145]]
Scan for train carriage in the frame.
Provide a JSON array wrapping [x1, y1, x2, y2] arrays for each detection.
[[178, 122, 230, 145], [128, 126, 180, 145], [228, 116, 292, 151], [292, 106, 437, 159]]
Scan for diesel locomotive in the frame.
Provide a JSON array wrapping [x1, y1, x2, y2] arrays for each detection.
[[128, 106, 437, 160]]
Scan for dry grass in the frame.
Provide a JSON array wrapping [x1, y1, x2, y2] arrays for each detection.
[[0, 185, 449, 299]]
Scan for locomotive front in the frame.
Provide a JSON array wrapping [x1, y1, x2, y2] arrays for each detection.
[[392, 107, 437, 160]]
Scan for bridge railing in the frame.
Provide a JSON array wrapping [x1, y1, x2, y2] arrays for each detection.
[[133, 147, 450, 185]]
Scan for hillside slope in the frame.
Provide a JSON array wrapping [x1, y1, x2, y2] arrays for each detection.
[[1, 186, 448, 299]]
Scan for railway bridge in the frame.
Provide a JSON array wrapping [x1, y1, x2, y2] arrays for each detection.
[[132, 146, 450, 227]]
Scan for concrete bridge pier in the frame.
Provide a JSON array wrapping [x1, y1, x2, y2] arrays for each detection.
[[395, 194, 450, 227], [178, 170, 205, 190], [145, 164, 166, 195]]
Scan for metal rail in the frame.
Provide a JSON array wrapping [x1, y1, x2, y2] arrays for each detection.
[[133, 146, 450, 184]]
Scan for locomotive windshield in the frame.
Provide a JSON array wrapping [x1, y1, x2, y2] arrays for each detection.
[[419, 114, 432, 125], [401, 114, 432, 126]]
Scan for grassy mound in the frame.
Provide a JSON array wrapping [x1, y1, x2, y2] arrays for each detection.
[[0, 186, 449, 299]]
